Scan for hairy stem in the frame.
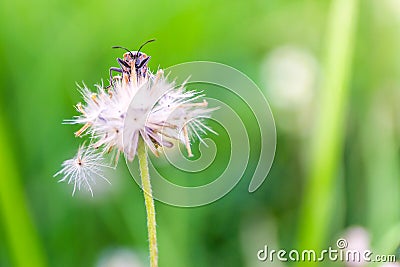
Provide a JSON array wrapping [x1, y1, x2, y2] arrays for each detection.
[[137, 137, 158, 267]]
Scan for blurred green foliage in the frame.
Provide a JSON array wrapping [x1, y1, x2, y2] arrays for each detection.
[[0, 0, 399, 266]]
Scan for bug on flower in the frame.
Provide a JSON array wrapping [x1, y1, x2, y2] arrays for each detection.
[[57, 40, 217, 196], [109, 39, 155, 87]]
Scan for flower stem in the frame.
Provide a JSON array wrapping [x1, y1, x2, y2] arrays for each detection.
[[137, 137, 158, 267]]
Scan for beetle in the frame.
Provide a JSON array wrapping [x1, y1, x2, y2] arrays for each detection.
[[109, 39, 155, 87]]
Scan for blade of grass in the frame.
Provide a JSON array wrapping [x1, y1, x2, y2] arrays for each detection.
[[362, 91, 400, 260], [297, 0, 359, 264], [0, 114, 47, 267]]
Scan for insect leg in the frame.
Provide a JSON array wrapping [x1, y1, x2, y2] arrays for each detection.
[[109, 67, 123, 87], [137, 56, 151, 69], [134, 57, 150, 79], [117, 58, 130, 69]]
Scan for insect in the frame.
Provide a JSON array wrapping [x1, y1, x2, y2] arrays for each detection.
[[109, 39, 155, 87]]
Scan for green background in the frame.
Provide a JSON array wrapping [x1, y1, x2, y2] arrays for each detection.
[[0, 0, 399, 266]]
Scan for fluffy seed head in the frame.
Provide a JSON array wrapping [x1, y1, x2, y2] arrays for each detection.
[[54, 144, 111, 196]]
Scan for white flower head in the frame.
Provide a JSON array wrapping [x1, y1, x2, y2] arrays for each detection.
[[56, 59, 216, 195]]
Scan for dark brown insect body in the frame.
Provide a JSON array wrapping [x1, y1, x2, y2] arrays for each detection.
[[109, 39, 155, 87]]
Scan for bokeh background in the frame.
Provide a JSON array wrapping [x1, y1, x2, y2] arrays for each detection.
[[1, 0, 399, 266]]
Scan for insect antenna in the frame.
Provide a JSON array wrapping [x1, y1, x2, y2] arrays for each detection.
[[112, 46, 134, 58], [136, 39, 156, 55]]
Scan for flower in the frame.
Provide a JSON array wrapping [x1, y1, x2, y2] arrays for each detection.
[[54, 144, 111, 196], [56, 58, 215, 195]]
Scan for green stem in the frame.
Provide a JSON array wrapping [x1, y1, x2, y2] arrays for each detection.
[[137, 137, 158, 267]]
